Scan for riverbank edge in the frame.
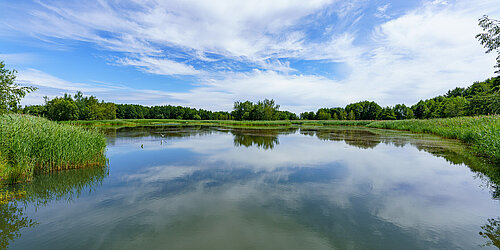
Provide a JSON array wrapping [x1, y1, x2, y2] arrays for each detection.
[[64, 115, 500, 164]]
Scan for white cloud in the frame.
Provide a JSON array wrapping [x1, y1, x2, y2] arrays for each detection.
[[117, 56, 202, 75], [4, 0, 500, 111], [3, 0, 337, 63], [375, 4, 391, 19], [163, 0, 500, 111], [16, 69, 178, 106], [17, 69, 102, 92]]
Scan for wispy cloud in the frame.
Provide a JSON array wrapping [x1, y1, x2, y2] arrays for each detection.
[[17, 69, 177, 106], [116, 56, 202, 76], [375, 4, 391, 19], [2, 0, 340, 74], [2, 0, 500, 111]]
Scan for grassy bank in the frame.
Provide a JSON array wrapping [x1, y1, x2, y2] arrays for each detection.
[[367, 116, 500, 164], [0, 114, 107, 184]]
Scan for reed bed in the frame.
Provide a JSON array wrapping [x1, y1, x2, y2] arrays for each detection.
[[367, 115, 500, 163], [0, 114, 107, 183]]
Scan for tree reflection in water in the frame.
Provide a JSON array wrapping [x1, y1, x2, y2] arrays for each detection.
[[479, 218, 500, 248], [0, 166, 108, 248], [232, 130, 285, 150], [0, 201, 36, 249]]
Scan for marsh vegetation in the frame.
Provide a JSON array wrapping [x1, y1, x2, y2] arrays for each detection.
[[0, 114, 107, 184]]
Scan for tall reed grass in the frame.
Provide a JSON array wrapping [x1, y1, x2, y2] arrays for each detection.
[[0, 114, 107, 183], [367, 115, 500, 163]]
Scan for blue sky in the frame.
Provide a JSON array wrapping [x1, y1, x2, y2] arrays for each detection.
[[0, 0, 499, 113]]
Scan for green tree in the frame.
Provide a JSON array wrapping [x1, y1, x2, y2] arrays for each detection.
[[46, 96, 79, 121], [22, 105, 46, 117], [440, 97, 469, 117], [300, 111, 315, 120], [316, 109, 331, 120], [348, 110, 356, 120], [476, 15, 500, 74], [261, 99, 280, 120], [0, 61, 36, 114], [380, 107, 396, 120], [339, 110, 347, 120], [394, 104, 413, 120], [232, 101, 253, 120], [345, 101, 381, 120]]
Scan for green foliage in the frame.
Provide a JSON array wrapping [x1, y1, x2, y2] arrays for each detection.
[[393, 104, 414, 120], [0, 61, 36, 114], [42, 92, 116, 121], [348, 111, 355, 120], [232, 99, 280, 121], [410, 77, 500, 119], [0, 114, 107, 183], [380, 107, 396, 120], [476, 15, 500, 74], [116, 104, 232, 120], [367, 115, 500, 163], [0, 201, 36, 249], [304, 77, 499, 121], [46, 95, 79, 121], [300, 111, 315, 120], [277, 111, 298, 120], [316, 109, 331, 120], [345, 101, 382, 120], [22, 105, 46, 117], [479, 218, 500, 248]]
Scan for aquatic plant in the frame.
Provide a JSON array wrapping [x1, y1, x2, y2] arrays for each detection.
[[0, 114, 107, 183], [367, 115, 500, 163]]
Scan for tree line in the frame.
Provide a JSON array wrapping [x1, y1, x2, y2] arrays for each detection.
[[23, 92, 117, 121], [23, 93, 234, 121], [300, 77, 499, 120], [232, 99, 298, 120], [116, 104, 232, 120], [16, 76, 500, 121]]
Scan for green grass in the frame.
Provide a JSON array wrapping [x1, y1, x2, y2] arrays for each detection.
[[367, 116, 500, 163], [0, 114, 107, 184]]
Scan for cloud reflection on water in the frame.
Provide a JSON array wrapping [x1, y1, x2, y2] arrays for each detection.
[[8, 126, 500, 249]]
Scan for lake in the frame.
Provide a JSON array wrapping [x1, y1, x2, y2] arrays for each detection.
[[3, 126, 499, 249]]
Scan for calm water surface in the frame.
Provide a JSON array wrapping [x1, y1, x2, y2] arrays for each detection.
[[3, 126, 500, 249]]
